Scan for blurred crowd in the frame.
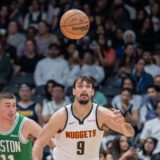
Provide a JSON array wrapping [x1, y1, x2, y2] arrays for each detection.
[[0, 0, 160, 159]]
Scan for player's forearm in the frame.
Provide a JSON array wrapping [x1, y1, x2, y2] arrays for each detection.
[[32, 143, 44, 160], [120, 122, 135, 137]]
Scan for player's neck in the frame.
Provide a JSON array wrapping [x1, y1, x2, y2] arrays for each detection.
[[72, 101, 92, 119], [0, 116, 16, 132]]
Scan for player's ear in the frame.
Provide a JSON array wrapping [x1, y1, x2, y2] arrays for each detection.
[[72, 88, 75, 96], [92, 89, 95, 97]]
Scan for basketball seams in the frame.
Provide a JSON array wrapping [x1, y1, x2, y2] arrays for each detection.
[[61, 27, 84, 39], [63, 25, 89, 35], [60, 13, 89, 28], [60, 12, 80, 27], [60, 21, 89, 28]]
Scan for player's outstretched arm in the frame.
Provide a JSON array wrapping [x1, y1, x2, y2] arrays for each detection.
[[98, 107, 135, 137], [32, 108, 66, 160]]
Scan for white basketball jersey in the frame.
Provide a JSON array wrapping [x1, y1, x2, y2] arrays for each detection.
[[53, 103, 104, 160]]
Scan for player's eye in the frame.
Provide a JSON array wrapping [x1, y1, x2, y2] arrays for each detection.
[[5, 105, 10, 108], [86, 84, 92, 88], [77, 84, 83, 88]]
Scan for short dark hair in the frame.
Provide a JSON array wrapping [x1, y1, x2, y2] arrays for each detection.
[[120, 88, 133, 96], [53, 83, 65, 90], [147, 85, 158, 92], [48, 43, 60, 50], [0, 92, 16, 100], [121, 77, 135, 88], [73, 76, 95, 89]]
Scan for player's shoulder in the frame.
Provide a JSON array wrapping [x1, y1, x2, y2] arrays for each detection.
[[97, 105, 114, 117], [97, 105, 108, 112], [56, 107, 67, 115], [23, 117, 40, 128]]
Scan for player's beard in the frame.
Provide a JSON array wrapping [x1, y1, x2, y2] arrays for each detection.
[[79, 99, 89, 105]]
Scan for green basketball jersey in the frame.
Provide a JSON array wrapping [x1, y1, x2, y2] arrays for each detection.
[[0, 114, 32, 160]]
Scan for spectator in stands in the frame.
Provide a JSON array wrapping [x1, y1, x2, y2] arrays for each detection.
[[42, 83, 70, 123], [116, 43, 136, 75], [17, 83, 43, 126], [99, 146, 106, 160], [112, 27, 124, 49], [0, 33, 17, 64], [111, 3, 132, 30], [106, 135, 138, 160], [0, 5, 9, 30], [23, 0, 46, 30], [123, 30, 136, 44], [43, 80, 57, 104], [114, 43, 137, 87], [81, 50, 105, 86], [15, 39, 43, 74], [140, 101, 160, 154], [7, 20, 26, 49], [152, 75, 160, 105], [64, 42, 79, 60], [35, 21, 59, 56], [105, 140, 113, 156], [132, 8, 148, 33], [17, 26, 37, 57], [104, 18, 117, 43], [138, 137, 157, 160], [137, 17, 155, 51], [131, 58, 153, 94], [66, 44, 81, 88], [94, 34, 116, 77], [154, 75, 160, 89], [34, 43, 69, 87], [42, 0, 60, 28], [112, 88, 139, 127], [143, 51, 160, 77], [112, 77, 142, 111], [140, 85, 158, 125], [150, 2, 160, 48], [9, 0, 23, 28], [0, 40, 12, 89], [153, 54, 160, 67], [113, 0, 137, 20]]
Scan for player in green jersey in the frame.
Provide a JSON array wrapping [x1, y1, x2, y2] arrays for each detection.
[[0, 92, 42, 160]]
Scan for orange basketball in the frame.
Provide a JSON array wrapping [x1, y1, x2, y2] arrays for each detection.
[[60, 9, 90, 40]]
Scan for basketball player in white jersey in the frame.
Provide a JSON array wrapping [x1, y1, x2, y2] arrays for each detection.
[[32, 76, 135, 160]]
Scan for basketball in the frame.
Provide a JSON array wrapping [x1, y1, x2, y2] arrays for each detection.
[[60, 9, 90, 40]]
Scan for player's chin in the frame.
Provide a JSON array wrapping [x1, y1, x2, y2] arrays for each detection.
[[79, 99, 89, 105]]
